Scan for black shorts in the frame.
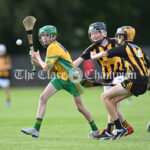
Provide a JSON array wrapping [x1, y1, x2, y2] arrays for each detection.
[[121, 76, 148, 96]]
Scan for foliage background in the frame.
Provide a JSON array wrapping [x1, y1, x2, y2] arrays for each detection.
[[0, 0, 150, 54]]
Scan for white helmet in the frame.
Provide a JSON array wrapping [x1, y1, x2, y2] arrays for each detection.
[[0, 44, 6, 55]]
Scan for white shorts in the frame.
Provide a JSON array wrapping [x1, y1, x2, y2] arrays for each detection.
[[0, 79, 10, 88], [104, 76, 127, 92]]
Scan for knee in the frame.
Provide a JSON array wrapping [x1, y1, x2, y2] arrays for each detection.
[[77, 104, 84, 113], [40, 94, 48, 103], [101, 93, 107, 103]]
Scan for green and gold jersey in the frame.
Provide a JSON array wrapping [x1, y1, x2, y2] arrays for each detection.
[[0, 55, 11, 78], [45, 41, 75, 81]]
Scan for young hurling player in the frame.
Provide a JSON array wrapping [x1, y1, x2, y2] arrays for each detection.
[[146, 58, 150, 132], [21, 25, 99, 138], [0, 44, 12, 107], [74, 22, 133, 139], [91, 26, 150, 140]]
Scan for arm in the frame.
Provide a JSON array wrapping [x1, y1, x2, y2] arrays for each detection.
[[91, 45, 126, 60], [148, 68, 150, 77], [73, 57, 84, 67], [90, 51, 109, 60], [144, 55, 150, 69], [30, 50, 53, 70]]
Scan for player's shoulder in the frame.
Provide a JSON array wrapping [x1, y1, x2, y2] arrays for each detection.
[[0, 54, 9, 58], [48, 41, 59, 49], [5, 54, 10, 58], [85, 43, 96, 51], [127, 42, 140, 49], [47, 41, 68, 56], [47, 41, 59, 53], [108, 37, 118, 46]]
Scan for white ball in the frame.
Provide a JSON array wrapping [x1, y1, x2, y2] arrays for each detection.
[[112, 130, 117, 135], [16, 39, 22, 45]]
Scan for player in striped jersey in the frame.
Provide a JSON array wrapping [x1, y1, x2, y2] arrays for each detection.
[[145, 56, 150, 132], [91, 26, 150, 140], [74, 22, 133, 139], [0, 44, 12, 107], [21, 25, 99, 138]]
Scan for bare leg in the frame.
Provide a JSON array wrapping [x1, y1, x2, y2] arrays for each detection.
[[101, 84, 132, 121], [74, 95, 99, 138], [37, 83, 57, 118], [4, 86, 11, 101], [115, 102, 124, 122], [74, 95, 93, 122], [113, 95, 131, 123]]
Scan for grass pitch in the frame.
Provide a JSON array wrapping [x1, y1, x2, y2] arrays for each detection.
[[0, 87, 150, 150]]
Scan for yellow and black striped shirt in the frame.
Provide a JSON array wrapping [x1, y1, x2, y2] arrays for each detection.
[[0, 55, 11, 78], [107, 42, 149, 77], [81, 38, 126, 79]]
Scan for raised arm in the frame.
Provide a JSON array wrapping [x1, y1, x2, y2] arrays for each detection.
[[30, 50, 54, 70]]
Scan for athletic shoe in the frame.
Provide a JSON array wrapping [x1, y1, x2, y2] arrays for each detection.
[[125, 125, 134, 136], [6, 101, 11, 107], [101, 128, 107, 134], [94, 132, 113, 140], [112, 128, 127, 140], [88, 129, 99, 138], [21, 127, 39, 138], [147, 122, 150, 132]]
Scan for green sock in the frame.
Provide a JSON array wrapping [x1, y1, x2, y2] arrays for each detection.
[[89, 120, 98, 131], [34, 118, 43, 131]]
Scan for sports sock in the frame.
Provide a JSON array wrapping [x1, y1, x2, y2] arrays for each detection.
[[34, 118, 43, 131], [114, 118, 122, 129], [7, 99, 10, 102], [89, 120, 98, 131], [122, 120, 129, 128], [107, 123, 114, 134]]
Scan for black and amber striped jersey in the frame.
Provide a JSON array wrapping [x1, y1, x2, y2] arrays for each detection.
[[145, 55, 150, 69], [81, 38, 126, 79], [0, 55, 11, 78], [107, 42, 149, 78]]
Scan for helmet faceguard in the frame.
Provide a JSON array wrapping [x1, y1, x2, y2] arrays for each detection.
[[88, 22, 107, 43], [38, 25, 57, 47], [115, 26, 135, 42]]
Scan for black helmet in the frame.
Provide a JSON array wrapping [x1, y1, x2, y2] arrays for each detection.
[[88, 22, 107, 43]]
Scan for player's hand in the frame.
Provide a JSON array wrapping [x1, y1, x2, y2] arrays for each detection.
[[31, 58, 40, 65], [30, 50, 40, 59], [90, 52, 96, 59], [148, 69, 150, 78]]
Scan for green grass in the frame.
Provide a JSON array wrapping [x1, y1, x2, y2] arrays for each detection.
[[0, 87, 150, 150]]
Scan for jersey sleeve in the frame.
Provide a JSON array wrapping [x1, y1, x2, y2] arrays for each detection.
[[80, 44, 95, 60], [107, 45, 126, 58], [144, 55, 150, 68], [45, 48, 60, 65]]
